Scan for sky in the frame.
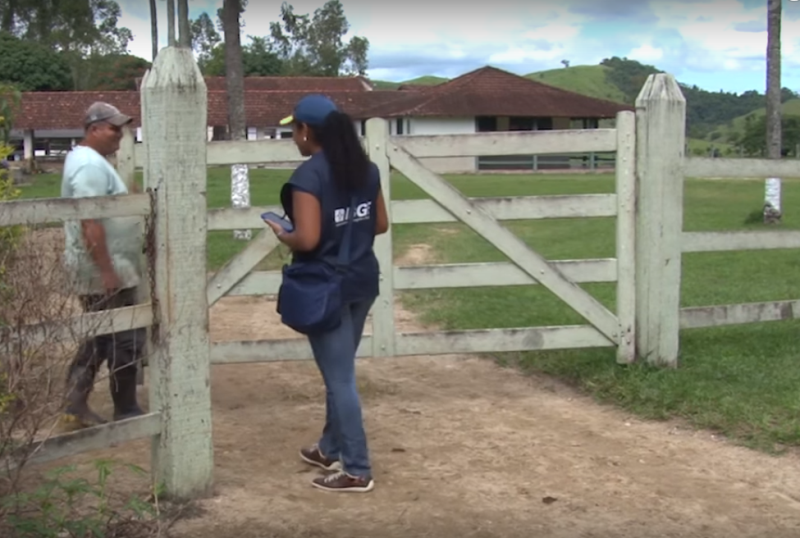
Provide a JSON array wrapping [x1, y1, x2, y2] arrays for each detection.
[[118, 0, 800, 95]]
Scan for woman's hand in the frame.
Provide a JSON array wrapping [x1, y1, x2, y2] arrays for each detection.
[[265, 219, 286, 237]]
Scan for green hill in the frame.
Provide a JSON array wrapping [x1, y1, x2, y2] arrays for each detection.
[[526, 65, 627, 103], [369, 75, 449, 90], [708, 99, 800, 144]]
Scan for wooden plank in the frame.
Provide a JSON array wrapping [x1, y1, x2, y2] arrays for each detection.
[[211, 335, 375, 363], [0, 194, 150, 227], [0, 304, 152, 346], [392, 129, 618, 158], [391, 195, 617, 224], [365, 118, 396, 357], [208, 205, 281, 231], [634, 73, 686, 368], [142, 48, 213, 499], [388, 142, 620, 344], [614, 111, 636, 364], [209, 326, 611, 363], [132, 130, 617, 167], [395, 326, 613, 355], [207, 194, 618, 230], [134, 138, 303, 167], [680, 300, 800, 328], [17, 412, 161, 467], [685, 157, 800, 179], [394, 260, 617, 289], [682, 231, 800, 252], [206, 229, 279, 306], [222, 259, 618, 297]]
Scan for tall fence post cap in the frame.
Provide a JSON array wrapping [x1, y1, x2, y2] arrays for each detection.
[[635, 73, 686, 106], [141, 47, 206, 91]]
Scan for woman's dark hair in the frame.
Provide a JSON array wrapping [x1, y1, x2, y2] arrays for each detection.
[[307, 110, 370, 192]]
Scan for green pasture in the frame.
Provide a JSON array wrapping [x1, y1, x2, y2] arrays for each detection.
[[17, 168, 800, 453]]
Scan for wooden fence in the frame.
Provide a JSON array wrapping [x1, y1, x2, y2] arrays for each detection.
[[2, 47, 800, 500]]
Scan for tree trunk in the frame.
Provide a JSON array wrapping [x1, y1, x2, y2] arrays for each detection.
[[1, 0, 16, 33], [177, 0, 191, 48], [166, 0, 176, 47], [222, 0, 250, 240], [149, 0, 158, 61], [764, 0, 782, 223]]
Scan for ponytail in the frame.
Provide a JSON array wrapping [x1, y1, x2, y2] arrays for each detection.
[[311, 111, 370, 192]]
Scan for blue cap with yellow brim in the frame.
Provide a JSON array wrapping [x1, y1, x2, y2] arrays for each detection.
[[280, 94, 338, 126]]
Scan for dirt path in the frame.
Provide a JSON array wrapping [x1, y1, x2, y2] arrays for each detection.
[[40, 242, 800, 537]]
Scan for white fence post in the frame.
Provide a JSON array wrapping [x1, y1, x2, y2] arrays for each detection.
[[614, 111, 636, 364], [141, 46, 214, 499], [365, 118, 396, 357], [634, 73, 686, 368]]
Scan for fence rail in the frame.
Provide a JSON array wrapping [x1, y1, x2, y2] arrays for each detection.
[[0, 193, 150, 227], [132, 129, 619, 168], [685, 156, 800, 179]]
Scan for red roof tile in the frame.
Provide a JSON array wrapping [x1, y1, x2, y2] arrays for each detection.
[[364, 66, 632, 119], [13, 67, 631, 130], [11, 90, 402, 130]]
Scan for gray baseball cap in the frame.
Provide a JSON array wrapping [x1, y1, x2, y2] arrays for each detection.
[[84, 101, 133, 127]]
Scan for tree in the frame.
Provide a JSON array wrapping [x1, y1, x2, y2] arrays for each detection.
[[268, 0, 368, 76], [199, 37, 283, 76], [2, 0, 134, 90], [221, 0, 250, 240], [191, 12, 221, 67], [0, 32, 72, 91], [740, 114, 800, 157], [85, 53, 150, 90], [764, 0, 782, 223], [0, 83, 20, 144]]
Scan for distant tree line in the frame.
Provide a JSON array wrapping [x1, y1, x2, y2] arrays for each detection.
[[0, 0, 368, 92], [600, 56, 797, 139]]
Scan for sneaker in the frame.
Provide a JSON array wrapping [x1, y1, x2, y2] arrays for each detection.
[[299, 445, 342, 471], [311, 471, 374, 493]]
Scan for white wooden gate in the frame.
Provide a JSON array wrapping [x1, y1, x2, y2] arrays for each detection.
[[200, 111, 637, 366]]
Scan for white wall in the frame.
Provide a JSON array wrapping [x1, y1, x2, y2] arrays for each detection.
[[405, 117, 476, 173]]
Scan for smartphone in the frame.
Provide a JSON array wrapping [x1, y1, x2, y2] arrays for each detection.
[[261, 211, 294, 232]]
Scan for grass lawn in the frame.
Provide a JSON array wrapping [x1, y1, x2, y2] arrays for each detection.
[[17, 167, 800, 453]]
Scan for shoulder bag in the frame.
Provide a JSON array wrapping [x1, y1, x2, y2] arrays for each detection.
[[276, 196, 356, 335]]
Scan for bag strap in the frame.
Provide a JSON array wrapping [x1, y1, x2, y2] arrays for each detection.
[[334, 195, 358, 271]]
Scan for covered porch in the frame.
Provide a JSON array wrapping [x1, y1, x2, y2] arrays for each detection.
[[474, 115, 614, 171]]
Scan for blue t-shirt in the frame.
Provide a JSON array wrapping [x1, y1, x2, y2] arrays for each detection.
[[280, 151, 381, 303]]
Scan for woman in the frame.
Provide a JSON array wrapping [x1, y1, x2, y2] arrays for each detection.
[[265, 94, 389, 493]]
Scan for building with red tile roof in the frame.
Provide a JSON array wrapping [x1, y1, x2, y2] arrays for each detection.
[[10, 66, 631, 172]]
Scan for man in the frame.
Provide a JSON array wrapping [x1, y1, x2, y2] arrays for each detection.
[[61, 101, 145, 429]]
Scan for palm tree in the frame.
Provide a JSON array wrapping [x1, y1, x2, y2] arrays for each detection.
[[764, 0, 782, 223]]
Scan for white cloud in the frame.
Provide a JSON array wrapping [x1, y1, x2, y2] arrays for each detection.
[[114, 0, 800, 91], [629, 43, 663, 62]]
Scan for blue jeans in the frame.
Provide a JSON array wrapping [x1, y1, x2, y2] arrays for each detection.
[[308, 298, 374, 478]]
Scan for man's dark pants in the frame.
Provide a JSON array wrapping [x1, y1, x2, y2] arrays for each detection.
[[65, 286, 145, 424]]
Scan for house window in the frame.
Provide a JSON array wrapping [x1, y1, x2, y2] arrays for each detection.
[[395, 118, 404, 135], [279, 130, 293, 139], [476, 116, 497, 132], [535, 117, 553, 130], [509, 117, 535, 131]]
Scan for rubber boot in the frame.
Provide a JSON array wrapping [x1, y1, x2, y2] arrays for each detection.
[[62, 364, 107, 430], [110, 365, 144, 421]]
